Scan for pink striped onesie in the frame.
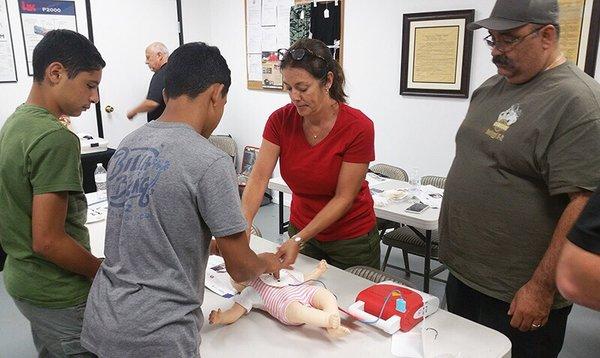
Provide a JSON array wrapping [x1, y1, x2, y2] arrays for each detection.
[[234, 277, 321, 325]]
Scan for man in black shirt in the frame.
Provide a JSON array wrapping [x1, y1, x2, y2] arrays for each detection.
[[127, 42, 169, 122], [557, 187, 600, 310]]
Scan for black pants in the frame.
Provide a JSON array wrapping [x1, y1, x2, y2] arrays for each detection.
[[445, 273, 572, 358]]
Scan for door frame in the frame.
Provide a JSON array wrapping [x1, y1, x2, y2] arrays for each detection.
[[84, 0, 184, 138]]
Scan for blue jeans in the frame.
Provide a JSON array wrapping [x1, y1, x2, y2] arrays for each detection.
[[13, 299, 96, 358]]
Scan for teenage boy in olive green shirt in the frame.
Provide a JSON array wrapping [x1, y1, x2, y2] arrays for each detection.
[[0, 29, 105, 356]]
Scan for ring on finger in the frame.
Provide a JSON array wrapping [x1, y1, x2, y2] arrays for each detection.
[[531, 323, 541, 328]]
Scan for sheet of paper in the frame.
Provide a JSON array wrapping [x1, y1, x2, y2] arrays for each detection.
[[391, 331, 424, 358], [246, 0, 261, 26], [205, 255, 237, 298], [247, 24, 261, 53], [247, 54, 262, 81], [276, 4, 291, 49], [413, 26, 459, 84], [261, 26, 278, 51], [416, 185, 443, 208], [261, 0, 277, 26], [366, 172, 388, 186]]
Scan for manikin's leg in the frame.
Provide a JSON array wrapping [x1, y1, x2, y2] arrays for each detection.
[[284, 288, 350, 338], [310, 288, 350, 338], [209, 303, 247, 325], [303, 260, 328, 282]]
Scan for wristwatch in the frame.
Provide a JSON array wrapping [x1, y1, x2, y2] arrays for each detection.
[[292, 236, 306, 250]]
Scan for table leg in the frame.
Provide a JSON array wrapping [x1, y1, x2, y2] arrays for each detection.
[[279, 191, 285, 234], [408, 226, 433, 293], [424, 230, 432, 293]]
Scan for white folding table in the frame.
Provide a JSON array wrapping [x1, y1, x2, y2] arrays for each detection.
[[268, 177, 440, 292], [85, 212, 511, 358]]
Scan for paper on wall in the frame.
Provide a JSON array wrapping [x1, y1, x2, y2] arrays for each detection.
[[247, 24, 261, 53], [261, 0, 277, 26], [246, 0, 261, 26], [247, 54, 262, 81], [276, 10, 290, 49], [261, 26, 278, 51]]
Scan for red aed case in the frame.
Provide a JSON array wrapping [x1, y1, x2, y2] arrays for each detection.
[[356, 284, 424, 332]]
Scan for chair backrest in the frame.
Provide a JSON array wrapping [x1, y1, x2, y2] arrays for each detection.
[[250, 224, 262, 237], [421, 175, 446, 189], [209, 134, 237, 169], [369, 163, 408, 182], [345, 266, 414, 288]]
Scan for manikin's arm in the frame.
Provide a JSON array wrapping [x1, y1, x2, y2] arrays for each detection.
[[210, 284, 257, 325], [209, 303, 247, 325], [303, 260, 328, 282]]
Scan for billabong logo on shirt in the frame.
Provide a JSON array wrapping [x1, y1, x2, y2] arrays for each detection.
[[108, 147, 170, 213], [485, 104, 521, 141]]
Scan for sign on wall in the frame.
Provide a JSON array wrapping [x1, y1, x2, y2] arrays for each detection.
[[0, 0, 17, 82], [18, 0, 78, 76]]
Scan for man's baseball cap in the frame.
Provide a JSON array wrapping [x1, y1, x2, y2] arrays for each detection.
[[468, 0, 559, 31]]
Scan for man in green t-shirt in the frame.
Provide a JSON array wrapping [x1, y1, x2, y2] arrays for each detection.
[[439, 0, 600, 357], [0, 29, 105, 356]]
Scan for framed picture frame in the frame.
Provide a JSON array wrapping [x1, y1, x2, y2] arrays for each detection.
[[558, 0, 600, 77], [400, 10, 474, 98], [18, 0, 79, 76], [0, 0, 18, 83]]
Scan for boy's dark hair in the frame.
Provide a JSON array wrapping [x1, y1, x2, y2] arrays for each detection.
[[164, 42, 231, 99], [32, 29, 106, 82]]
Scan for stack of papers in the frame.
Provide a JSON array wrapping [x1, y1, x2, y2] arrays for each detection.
[[366, 172, 388, 186], [86, 199, 107, 223], [416, 185, 444, 209], [205, 255, 237, 298]]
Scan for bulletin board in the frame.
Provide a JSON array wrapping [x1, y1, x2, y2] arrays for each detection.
[[245, 0, 345, 91]]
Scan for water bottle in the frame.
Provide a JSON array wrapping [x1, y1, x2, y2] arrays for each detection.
[[94, 163, 107, 200], [409, 167, 421, 201]]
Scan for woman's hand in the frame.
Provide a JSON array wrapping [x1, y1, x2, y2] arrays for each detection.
[[276, 239, 301, 267]]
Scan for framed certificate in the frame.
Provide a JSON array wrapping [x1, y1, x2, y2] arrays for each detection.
[[400, 10, 474, 98], [558, 0, 600, 76]]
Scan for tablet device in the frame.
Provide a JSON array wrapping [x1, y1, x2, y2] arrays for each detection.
[[405, 202, 429, 213]]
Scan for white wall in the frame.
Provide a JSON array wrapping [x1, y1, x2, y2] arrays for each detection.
[[0, 0, 98, 135], [203, 0, 600, 177], [2, 0, 599, 177]]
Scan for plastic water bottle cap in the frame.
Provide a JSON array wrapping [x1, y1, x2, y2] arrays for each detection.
[[97, 163, 103, 167]]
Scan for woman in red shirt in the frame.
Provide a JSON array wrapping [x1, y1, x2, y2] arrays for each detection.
[[242, 39, 378, 270]]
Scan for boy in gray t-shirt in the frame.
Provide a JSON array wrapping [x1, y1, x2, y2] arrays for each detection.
[[81, 43, 284, 358]]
